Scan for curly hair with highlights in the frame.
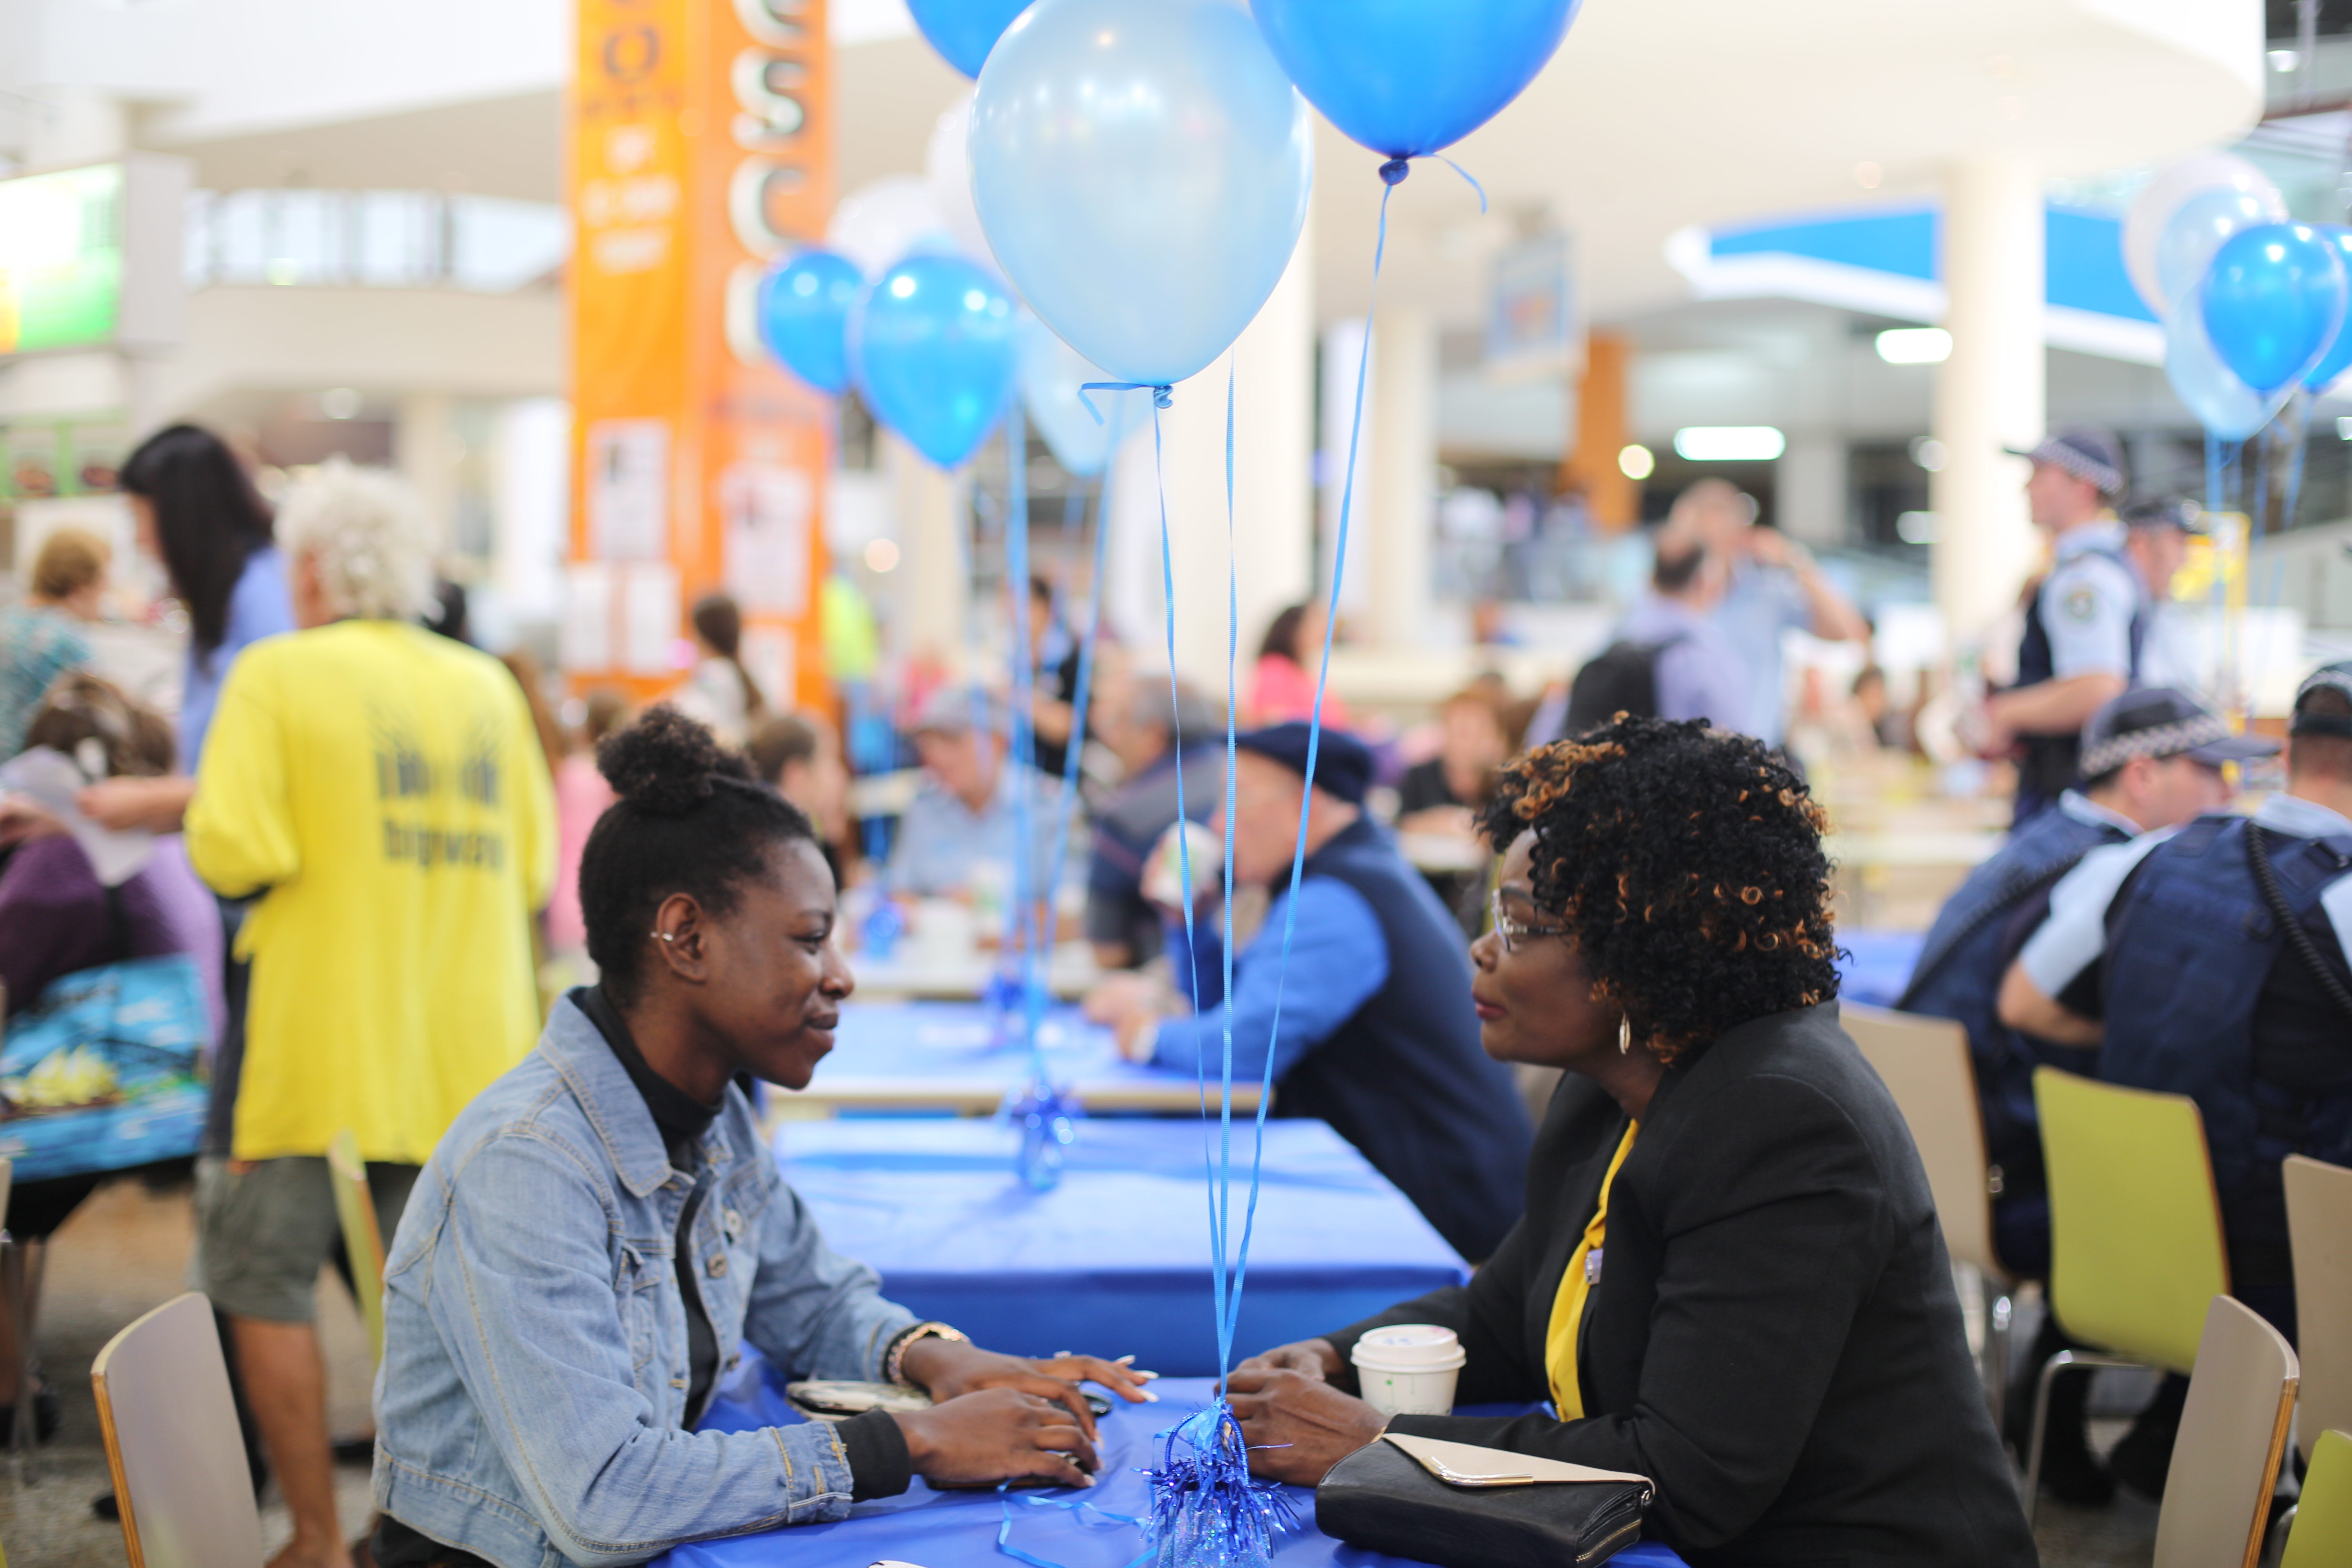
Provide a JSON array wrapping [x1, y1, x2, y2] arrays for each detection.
[[1477, 715, 1840, 1065]]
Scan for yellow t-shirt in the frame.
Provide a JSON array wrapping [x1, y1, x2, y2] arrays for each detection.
[[187, 621, 555, 1164], [1545, 1120, 1639, 1421]]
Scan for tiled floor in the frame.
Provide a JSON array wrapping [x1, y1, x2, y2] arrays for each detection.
[[0, 1174, 2179, 1567]]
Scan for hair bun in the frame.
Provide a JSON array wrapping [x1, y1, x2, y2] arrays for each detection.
[[597, 705, 754, 817]]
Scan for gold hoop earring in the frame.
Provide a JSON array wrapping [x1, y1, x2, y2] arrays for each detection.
[[1618, 1015, 1631, 1056]]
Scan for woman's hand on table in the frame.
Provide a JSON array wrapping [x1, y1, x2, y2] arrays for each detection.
[[899, 1338, 1157, 1439], [1234, 1338, 1343, 1381], [893, 1388, 1100, 1489], [1225, 1367, 1388, 1486]]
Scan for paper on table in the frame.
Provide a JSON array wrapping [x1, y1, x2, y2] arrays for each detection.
[[0, 747, 154, 887], [1382, 1432, 1650, 1490]]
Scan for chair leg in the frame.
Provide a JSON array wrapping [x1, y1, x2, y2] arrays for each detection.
[[2, 1233, 32, 1484], [2022, 1348, 2146, 1527]]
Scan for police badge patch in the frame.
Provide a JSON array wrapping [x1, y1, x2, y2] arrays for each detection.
[[2064, 586, 2097, 621]]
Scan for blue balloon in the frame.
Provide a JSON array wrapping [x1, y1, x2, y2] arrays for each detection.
[[756, 249, 862, 394], [971, 0, 1312, 390], [1252, 0, 1578, 160], [2201, 223, 2350, 395], [2166, 287, 2288, 441], [2305, 226, 2352, 392], [906, 0, 1031, 78], [851, 254, 1020, 469], [2153, 185, 2275, 310], [1019, 318, 1138, 476]]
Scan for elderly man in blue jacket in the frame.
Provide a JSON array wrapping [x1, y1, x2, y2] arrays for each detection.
[[1091, 724, 1531, 1260]]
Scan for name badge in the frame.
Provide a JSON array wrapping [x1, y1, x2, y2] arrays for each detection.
[[1585, 1249, 1604, 1284]]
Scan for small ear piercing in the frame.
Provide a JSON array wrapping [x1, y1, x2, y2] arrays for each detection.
[[652, 931, 676, 943]]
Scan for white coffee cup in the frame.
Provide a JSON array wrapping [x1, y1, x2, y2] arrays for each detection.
[[1351, 1324, 1466, 1417]]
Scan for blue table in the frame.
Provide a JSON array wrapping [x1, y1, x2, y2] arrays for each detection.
[[658, 1355, 1687, 1568], [777, 1118, 1467, 1377], [794, 1002, 1263, 1114], [1835, 928, 1924, 1009]]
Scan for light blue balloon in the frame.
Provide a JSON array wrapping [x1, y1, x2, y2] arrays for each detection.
[[2165, 287, 2287, 441], [2304, 226, 2352, 391], [970, 0, 1312, 390], [2154, 185, 2276, 309], [1252, 0, 1578, 160], [1018, 320, 1138, 477], [851, 254, 1020, 469], [2201, 223, 2349, 395], [756, 249, 862, 394], [906, 0, 1031, 78]]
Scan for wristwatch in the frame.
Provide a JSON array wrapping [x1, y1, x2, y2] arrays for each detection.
[[885, 1320, 970, 1389]]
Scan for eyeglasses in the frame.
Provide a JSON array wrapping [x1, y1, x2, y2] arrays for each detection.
[[1489, 889, 1567, 954]]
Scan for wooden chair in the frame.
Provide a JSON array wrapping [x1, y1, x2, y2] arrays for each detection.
[[91, 1291, 264, 1568], [2284, 1155, 2351, 1467], [327, 1128, 387, 1364], [2025, 1067, 2231, 1521], [2281, 1428, 2352, 1568], [2150, 1295, 2297, 1568], [1842, 1004, 2014, 1414]]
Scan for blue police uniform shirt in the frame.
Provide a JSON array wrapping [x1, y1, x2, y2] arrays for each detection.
[[2035, 521, 2140, 684]]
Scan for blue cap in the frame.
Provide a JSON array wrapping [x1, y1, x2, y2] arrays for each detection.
[[1232, 722, 1373, 806]]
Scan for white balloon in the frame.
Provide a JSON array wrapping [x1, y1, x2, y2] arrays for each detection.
[[2125, 153, 2286, 319], [926, 91, 1001, 274], [826, 177, 956, 278]]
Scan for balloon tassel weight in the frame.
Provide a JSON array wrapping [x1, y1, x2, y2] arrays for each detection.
[[1147, 1402, 1294, 1568], [1007, 1078, 1077, 1191]]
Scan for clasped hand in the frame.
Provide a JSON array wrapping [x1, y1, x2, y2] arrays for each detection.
[[892, 1339, 1154, 1490], [1227, 1338, 1389, 1487]]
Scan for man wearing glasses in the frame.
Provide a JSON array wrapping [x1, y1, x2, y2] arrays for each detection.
[[1090, 723, 1531, 1261]]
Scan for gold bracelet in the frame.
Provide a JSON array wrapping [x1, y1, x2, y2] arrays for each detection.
[[886, 1321, 970, 1389]]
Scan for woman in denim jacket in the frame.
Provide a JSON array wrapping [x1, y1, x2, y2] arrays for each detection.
[[371, 710, 1149, 1568]]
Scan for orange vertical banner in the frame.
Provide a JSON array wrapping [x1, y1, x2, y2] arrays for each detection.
[[1559, 330, 1635, 532], [567, 0, 834, 708]]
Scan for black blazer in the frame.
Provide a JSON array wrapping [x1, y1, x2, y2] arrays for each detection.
[[1327, 1003, 2035, 1568]]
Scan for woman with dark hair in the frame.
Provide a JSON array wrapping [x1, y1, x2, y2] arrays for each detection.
[[78, 425, 293, 832], [676, 591, 766, 745], [1225, 717, 2035, 1566], [371, 708, 1150, 1567], [1245, 598, 1351, 730]]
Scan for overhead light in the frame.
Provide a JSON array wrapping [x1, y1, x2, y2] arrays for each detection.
[[1910, 436, 1948, 472], [1876, 327, 1951, 364], [1897, 511, 1938, 544], [1617, 443, 1655, 480], [1854, 161, 1882, 190], [2337, 416, 2352, 441], [863, 538, 901, 573], [320, 388, 363, 420], [1673, 426, 1784, 462], [2270, 49, 2302, 73]]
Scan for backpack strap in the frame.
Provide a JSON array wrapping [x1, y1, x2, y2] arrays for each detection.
[[2247, 826, 2352, 1023]]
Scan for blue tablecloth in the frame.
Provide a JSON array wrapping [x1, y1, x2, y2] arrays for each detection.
[[1834, 928, 1923, 1008], [809, 1001, 1239, 1109], [659, 1357, 1686, 1568], [777, 1118, 1467, 1377]]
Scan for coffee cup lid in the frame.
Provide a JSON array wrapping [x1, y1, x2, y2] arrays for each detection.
[[1351, 1325, 1464, 1368]]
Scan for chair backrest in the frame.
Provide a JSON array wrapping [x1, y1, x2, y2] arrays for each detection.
[[1842, 1004, 2005, 1284], [2282, 1428, 2352, 1568], [2035, 1067, 2229, 1374], [0, 1154, 13, 1230], [2154, 1295, 2299, 1568], [326, 1128, 386, 1364], [91, 1292, 264, 1568], [2285, 1155, 2352, 1466]]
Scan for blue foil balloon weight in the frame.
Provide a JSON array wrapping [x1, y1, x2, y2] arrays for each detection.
[[757, 249, 862, 394], [1148, 1403, 1295, 1568], [1006, 1080, 1078, 1192], [906, 0, 1032, 78], [970, 0, 1313, 389], [851, 254, 1020, 469], [1251, 0, 1578, 160], [2200, 223, 2350, 396]]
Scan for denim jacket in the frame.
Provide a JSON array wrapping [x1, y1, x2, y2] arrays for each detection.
[[372, 997, 918, 1567]]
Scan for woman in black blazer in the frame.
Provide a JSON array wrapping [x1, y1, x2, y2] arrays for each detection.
[[1230, 717, 2035, 1567]]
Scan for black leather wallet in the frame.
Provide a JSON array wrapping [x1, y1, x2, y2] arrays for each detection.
[[1315, 1434, 1653, 1568]]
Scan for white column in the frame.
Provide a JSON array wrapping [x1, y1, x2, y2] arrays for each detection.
[[1777, 433, 1846, 548], [398, 392, 459, 547], [1368, 304, 1437, 647], [1106, 225, 1315, 690], [1931, 156, 2045, 642], [886, 431, 966, 673], [1317, 318, 1373, 623], [26, 86, 128, 167]]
